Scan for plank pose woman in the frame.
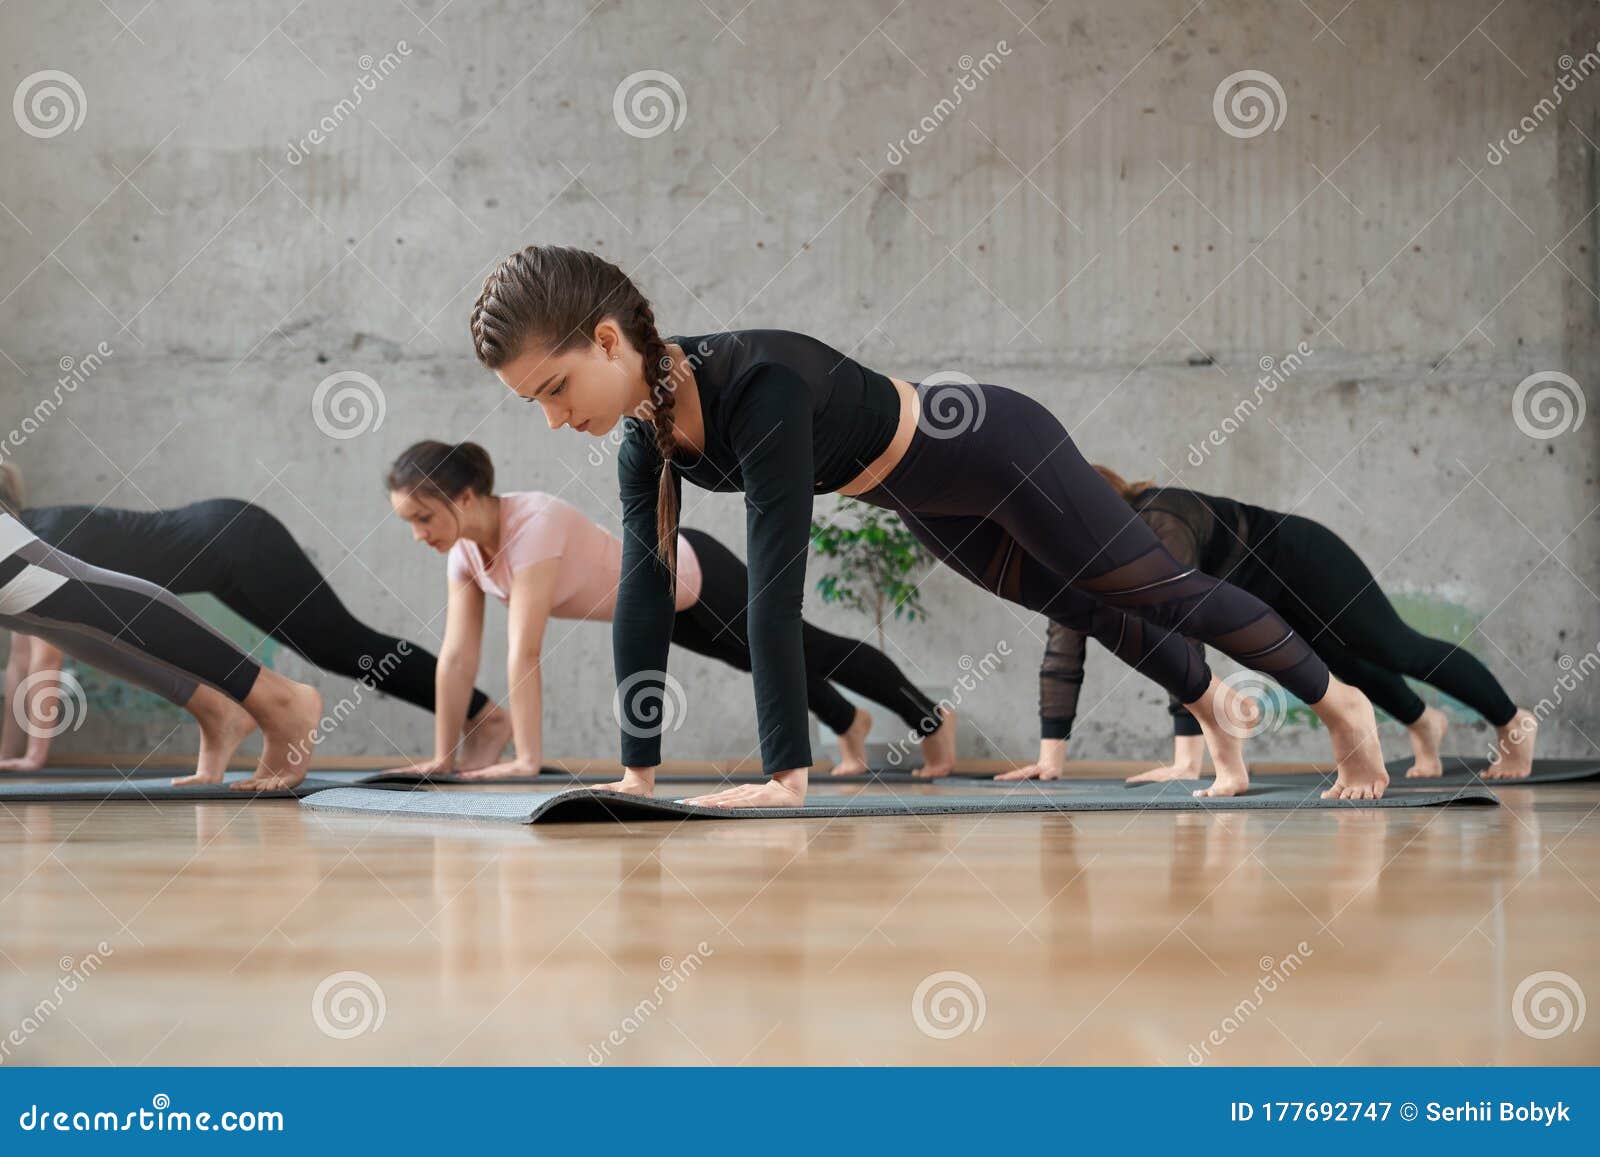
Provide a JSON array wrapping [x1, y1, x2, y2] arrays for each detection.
[[467, 245, 1390, 807], [1002, 468, 1536, 785], [385, 440, 955, 779]]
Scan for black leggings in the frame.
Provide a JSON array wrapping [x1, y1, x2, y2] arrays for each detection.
[[673, 528, 942, 738], [2, 522, 259, 704], [169, 501, 491, 719], [1251, 516, 1517, 727], [857, 380, 1331, 714]]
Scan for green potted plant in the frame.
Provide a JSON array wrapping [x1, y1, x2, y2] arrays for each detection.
[[809, 499, 934, 757]]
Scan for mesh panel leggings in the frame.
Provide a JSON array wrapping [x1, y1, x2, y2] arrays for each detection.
[[1256, 515, 1517, 727], [672, 528, 942, 737], [856, 380, 1331, 715], [173, 500, 491, 719]]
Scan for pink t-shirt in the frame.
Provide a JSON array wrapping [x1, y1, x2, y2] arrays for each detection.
[[447, 491, 702, 619]]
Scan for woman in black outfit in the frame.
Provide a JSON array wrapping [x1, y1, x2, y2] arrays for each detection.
[[2, 468, 511, 770], [1003, 469, 1535, 785], [467, 245, 1390, 806]]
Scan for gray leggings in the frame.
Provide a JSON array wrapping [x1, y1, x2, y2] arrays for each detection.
[[1, 517, 260, 707]]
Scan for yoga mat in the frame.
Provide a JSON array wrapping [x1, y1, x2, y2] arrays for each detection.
[[955, 757, 1600, 791], [10, 764, 174, 778], [0, 775, 359, 802], [1378, 756, 1600, 785], [298, 780, 1498, 824], [11, 766, 394, 783], [362, 767, 927, 786]]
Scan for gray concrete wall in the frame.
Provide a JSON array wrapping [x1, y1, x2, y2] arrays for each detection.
[[1, 0, 1596, 766]]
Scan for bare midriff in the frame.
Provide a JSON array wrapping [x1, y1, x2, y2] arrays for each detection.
[[837, 378, 919, 497]]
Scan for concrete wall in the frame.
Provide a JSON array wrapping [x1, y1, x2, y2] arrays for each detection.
[[1, 0, 1596, 765]]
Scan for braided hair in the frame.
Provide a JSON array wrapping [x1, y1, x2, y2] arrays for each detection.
[[470, 245, 678, 583]]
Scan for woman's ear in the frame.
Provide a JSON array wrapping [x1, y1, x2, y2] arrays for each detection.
[[594, 317, 622, 361]]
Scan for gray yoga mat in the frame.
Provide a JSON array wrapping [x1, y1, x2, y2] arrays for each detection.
[[298, 780, 1498, 824], [1377, 756, 1600, 785], [362, 767, 929, 786], [0, 774, 360, 802], [955, 757, 1599, 791]]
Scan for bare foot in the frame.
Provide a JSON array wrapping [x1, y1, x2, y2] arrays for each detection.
[[1313, 677, 1389, 801], [682, 768, 808, 809], [231, 679, 323, 791], [831, 708, 872, 776], [174, 687, 258, 787], [1186, 676, 1255, 797], [1126, 762, 1205, 785], [913, 706, 957, 779], [458, 703, 513, 771], [586, 768, 656, 797], [1404, 705, 1449, 778], [1484, 708, 1537, 780]]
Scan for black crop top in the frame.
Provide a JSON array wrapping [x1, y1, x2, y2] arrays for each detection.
[[1039, 486, 1287, 739], [613, 329, 902, 771]]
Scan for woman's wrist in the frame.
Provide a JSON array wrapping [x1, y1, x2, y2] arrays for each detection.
[[1038, 737, 1068, 766]]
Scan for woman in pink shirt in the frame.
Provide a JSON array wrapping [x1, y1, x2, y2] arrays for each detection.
[[385, 440, 956, 779]]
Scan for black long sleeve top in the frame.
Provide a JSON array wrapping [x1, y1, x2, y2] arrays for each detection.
[[613, 330, 901, 771]]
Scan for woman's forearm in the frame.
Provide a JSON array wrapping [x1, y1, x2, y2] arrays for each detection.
[[15, 641, 66, 765], [432, 651, 478, 762], [505, 650, 544, 766], [1, 638, 30, 759]]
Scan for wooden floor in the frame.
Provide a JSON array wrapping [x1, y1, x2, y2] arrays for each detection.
[[1, 769, 1596, 1067]]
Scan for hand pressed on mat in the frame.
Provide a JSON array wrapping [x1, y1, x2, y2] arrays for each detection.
[[455, 758, 544, 781]]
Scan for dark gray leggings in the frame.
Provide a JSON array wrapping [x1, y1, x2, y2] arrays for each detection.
[[856, 380, 1331, 714]]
